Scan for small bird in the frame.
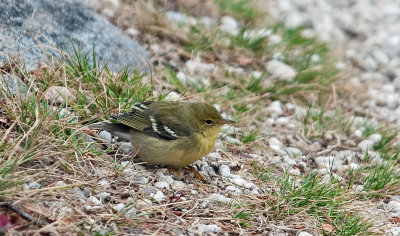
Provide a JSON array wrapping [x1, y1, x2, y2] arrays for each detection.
[[90, 101, 234, 168]]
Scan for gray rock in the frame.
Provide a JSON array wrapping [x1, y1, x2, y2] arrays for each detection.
[[99, 130, 112, 145], [0, 74, 26, 95], [0, 0, 150, 72]]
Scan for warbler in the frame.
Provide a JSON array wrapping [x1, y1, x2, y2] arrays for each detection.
[[90, 101, 235, 168]]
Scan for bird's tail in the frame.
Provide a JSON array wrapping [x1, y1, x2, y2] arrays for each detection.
[[89, 122, 132, 141]]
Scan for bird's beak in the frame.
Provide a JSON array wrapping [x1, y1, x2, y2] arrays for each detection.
[[220, 118, 235, 124]]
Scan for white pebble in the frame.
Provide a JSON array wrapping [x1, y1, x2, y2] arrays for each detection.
[[171, 181, 186, 189], [223, 136, 241, 144], [89, 196, 102, 205], [219, 165, 231, 177], [285, 147, 302, 157], [349, 163, 359, 170], [275, 117, 289, 126], [388, 201, 400, 212], [197, 224, 222, 234], [98, 179, 110, 188], [225, 185, 242, 194], [221, 125, 237, 135], [270, 156, 282, 164], [298, 232, 314, 236], [288, 168, 301, 176], [269, 137, 283, 148], [154, 181, 170, 189], [266, 101, 284, 117], [358, 139, 374, 152], [151, 191, 165, 201], [56, 181, 66, 186], [191, 190, 198, 195], [354, 129, 363, 138], [282, 155, 297, 166], [96, 192, 110, 200], [125, 28, 139, 37], [219, 15, 239, 35], [368, 133, 382, 144], [209, 193, 231, 203], [266, 60, 297, 82]]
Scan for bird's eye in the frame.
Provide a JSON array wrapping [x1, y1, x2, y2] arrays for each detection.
[[205, 120, 213, 125]]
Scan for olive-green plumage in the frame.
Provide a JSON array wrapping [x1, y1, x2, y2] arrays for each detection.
[[90, 101, 234, 168]]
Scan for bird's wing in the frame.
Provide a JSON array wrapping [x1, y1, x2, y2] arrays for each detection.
[[110, 101, 191, 140]]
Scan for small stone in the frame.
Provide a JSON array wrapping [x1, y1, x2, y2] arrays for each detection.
[[164, 91, 181, 101], [113, 203, 125, 212], [219, 15, 239, 35], [386, 227, 400, 235], [358, 139, 374, 152], [89, 196, 102, 205], [159, 174, 174, 184], [230, 178, 255, 189], [317, 168, 329, 175], [298, 231, 314, 236], [221, 125, 237, 135], [368, 133, 382, 144], [225, 185, 242, 194], [288, 168, 301, 176], [171, 181, 186, 189], [275, 117, 289, 126], [282, 156, 297, 166], [207, 152, 221, 160], [388, 201, 400, 212], [151, 191, 165, 201], [266, 101, 283, 117], [190, 190, 198, 195], [25, 182, 42, 190], [285, 147, 302, 157], [98, 179, 110, 188], [270, 156, 282, 164], [44, 86, 77, 103], [266, 60, 297, 82], [269, 137, 283, 148], [99, 130, 112, 145], [96, 192, 110, 201], [125, 28, 139, 37], [186, 57, 215, 74], [197, 224, 222, 234], [209, 193, 231, 203], [124, 206, 137, 218], [354, 129, 363, 138], [154, 181, 170, 189], [349, 163, 359, 170], [121, 161, 130, 168], [223, 136, 241, 144], [56, 181, 65, 186], [136, 177, 149, 185], [285, 103, 295, 110], [218, 165, 231, 177], [119, 142, 133, 154]]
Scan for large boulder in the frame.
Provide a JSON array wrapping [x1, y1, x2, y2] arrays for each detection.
[[0, 0, 150, 73]]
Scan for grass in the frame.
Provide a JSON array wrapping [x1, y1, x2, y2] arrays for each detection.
[[255, 168, 373, 235]]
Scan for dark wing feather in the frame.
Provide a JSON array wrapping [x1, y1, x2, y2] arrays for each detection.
[[110, 101, 191, 140]]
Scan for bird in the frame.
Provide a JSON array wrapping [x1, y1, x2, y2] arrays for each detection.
[[90, 101, 235, 169]]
